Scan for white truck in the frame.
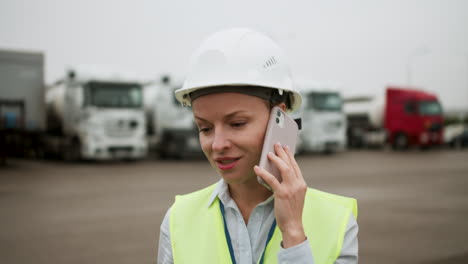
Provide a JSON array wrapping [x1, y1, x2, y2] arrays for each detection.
[[293, 82, 347, 154], [45, 67, 148, 160], [143, 77, 201, 159]]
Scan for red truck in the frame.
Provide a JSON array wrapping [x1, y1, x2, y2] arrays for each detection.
[[345, 86, 444, 149]]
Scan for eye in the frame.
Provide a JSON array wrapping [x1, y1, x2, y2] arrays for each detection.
[[231, 121, 246, 128], [198, 126, 212, 133]]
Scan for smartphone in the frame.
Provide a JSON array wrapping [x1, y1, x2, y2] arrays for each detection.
[[257, 106, 299, 190]]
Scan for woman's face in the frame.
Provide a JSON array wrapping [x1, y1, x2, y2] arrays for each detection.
[[192, 92, 270, 185]]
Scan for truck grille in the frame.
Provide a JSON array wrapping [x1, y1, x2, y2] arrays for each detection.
[[325, 120, 343, 133], [428, 122, 442, 132], [104, 119, 138, 137], [108, 146, 134, 152]]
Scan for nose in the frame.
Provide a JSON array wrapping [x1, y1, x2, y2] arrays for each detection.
[[211, 128, 231, 152]]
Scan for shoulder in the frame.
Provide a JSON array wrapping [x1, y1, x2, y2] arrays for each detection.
[[170, 183, 222, 233], [175, 183, 218, 202], [306, 188, 358, 219], [171, 182, 219, 215]]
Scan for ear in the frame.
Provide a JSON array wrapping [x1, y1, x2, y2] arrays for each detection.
[[277, 102, 287, 111]]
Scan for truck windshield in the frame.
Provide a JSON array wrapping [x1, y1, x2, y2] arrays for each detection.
[[308, 92, 342, 111], [84, 82, 142, 108], [419, 101, 442, 115]]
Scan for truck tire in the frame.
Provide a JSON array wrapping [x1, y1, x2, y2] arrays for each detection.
[[159, 134, 176, 159], [393, 133, 408, 150], [159, 133, 186, 160], [63, 139, 81, 162], [169, 137, 184, 160], [158, 133, 170, 159]]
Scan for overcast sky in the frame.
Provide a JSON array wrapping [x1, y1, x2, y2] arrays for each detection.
[[1, 0, 467, 111]]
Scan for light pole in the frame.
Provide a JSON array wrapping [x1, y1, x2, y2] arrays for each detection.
[[453, 52, 468, 121], [464, 53, 468, 121]]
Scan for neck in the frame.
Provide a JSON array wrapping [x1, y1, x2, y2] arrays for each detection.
[[227, 178, 272, 224]]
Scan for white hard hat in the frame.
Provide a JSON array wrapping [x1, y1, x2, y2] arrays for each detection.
[[175, 27, 302, 112]]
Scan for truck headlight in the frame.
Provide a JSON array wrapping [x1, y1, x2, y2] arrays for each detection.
[[420, 133, 429, 143]]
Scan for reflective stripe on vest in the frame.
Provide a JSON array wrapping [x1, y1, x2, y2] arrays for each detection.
[[170, 183, 357, 264]]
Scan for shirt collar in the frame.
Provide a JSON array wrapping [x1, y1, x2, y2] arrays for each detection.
[[207, 179, 227, 208], [207, 179, 274, 208]]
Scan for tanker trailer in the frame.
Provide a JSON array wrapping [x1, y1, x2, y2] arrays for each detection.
[[44, 67, 148, 160], [143, 77, 200, 159], [343, 95, 386, 148]]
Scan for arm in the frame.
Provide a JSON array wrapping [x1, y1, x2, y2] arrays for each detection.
[[157, 208, 174, 264], [254, 143, 307, 247], [336, 214, 359, 264], [255, 144, 359, 264]]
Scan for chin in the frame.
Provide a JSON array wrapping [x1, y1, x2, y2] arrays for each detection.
[[218, 170, 242, 182], [220, 170, 258, 185]]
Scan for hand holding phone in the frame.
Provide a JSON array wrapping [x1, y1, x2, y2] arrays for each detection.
[[257, 106, 299, 190]]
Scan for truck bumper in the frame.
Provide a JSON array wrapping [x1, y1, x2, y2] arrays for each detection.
[[82, 140, 148, 160], [300, 136, 346, 153], [418, 132, 443, 146]]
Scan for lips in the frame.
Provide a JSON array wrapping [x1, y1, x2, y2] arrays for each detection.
[[214, 157, 241, 170]]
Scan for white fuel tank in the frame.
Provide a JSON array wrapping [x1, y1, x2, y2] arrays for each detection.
[[344, 94, 385, 129], [45, 83, 66, 132], [368, 96, 385, 128]]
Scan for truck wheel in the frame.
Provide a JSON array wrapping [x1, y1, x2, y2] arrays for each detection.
[[159, 135, 178, 159], [393, 133, 408, 150], [63, 139, 81, 162], [322, 148, 334, 155], [159, 134, 186, 160], [169, 137, 184, 160], [453, 138, 462, 149], [158, 135, 171, 159], [159, 149, 169, 159]]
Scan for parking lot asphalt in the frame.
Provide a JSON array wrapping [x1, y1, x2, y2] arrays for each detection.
[[1, 149, 467, 264]]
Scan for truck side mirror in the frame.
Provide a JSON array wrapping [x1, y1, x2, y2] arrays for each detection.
[[161, 75, 170, 84], [67, 70, 76, 80]]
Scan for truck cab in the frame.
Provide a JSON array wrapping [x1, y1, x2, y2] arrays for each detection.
[[385, 87, 444, 149], [46, 68, 147, 160], [295, 83, 346, 154]]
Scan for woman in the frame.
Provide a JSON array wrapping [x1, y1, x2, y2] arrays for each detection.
[[158, 28, 358, 264]]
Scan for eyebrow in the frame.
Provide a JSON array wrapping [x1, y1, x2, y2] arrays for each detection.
[[194, 110, 249, 122]]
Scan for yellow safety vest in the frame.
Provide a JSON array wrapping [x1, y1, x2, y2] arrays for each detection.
[[170, 183, 357, 264]]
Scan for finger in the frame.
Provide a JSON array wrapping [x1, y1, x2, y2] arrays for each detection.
[[274, 143, 290, 164], [254, 165, 281, 192], [267, 151, 295, 183], [284, 145, 302, 180], [273, 143, 295, 180], [282, 145, 295, 171]]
